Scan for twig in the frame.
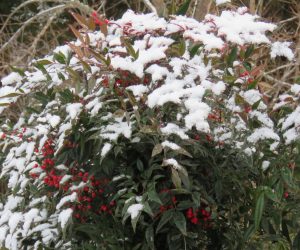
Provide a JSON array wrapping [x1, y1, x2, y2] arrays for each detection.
[[142, 0, 157, 15], [0, 5, 66, 54], [265, 63, 299, 74], [278, 16, 298, 25], [0, 0, 95, 55], [29, 15, 57, 56], [262, 73, 292, 87], [192, 0, 198, 18], [0, 0, 68, 34]]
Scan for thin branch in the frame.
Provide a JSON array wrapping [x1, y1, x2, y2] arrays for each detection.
[[192, 0, 198, 18], [278, 16, 298, 25], [0, 0, 95, 55], [142, 0, 157, 15], [0, 5, 66, 54], [29, 15, 57, 56], [0, 0, 68, 34], [265, 63, 299, 74], [262, 73, 292, 87]]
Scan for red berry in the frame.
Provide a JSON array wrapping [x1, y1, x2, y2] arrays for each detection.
[[100, 205, 108, 212], [240, 71, 249, 77], [186, 208, 194, 219], [194, 135, 200, 140], [191, 217, 199, 224]]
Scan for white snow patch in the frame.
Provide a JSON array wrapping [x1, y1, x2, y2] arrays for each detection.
[[58, 208, 73, 230], [127, 204, 143, 219], [270, 42, 294, 61]]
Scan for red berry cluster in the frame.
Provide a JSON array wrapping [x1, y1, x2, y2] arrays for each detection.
[[92, 11, 109, 26], [70, 175, 116, 222], [0, 127, 29, 141], [158, 189, 177, 214], [186, 207, 212, 229], [41, 139, 55, 157], [31, 138, 117, 222], [101, 70, 151, 96]]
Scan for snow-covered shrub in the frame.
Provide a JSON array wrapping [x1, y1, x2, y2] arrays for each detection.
[[0, 7, 299, 250]]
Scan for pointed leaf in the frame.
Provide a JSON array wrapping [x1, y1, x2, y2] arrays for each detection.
[[152, 144, 163, 157], [173, 212, 187, 235], [171, 169, 182, 189], [176, 0, 191, 15], [227, 46, 238, 67], [69, 25, 84, 44], [70, 12, 89, 29], [145, 226, 155, 249], [254, 192, 265, 229], [156, 209, 173, 233]]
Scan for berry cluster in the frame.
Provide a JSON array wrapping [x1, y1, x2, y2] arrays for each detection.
[[71, 175, 116, 222], [186, 206, 212, 228], [158, 189, 177, 213], [0, 127, 28, 140], [29, 138, 117, 223], [101, 69, 151, 96]]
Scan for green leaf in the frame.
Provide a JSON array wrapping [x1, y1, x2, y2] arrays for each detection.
[[235, 93, 247, 106], [173, 212, 187, 236], [189, 44, 202, 58], [243, 224, 256, 241], [36, 59, 52, 65], [282, 220, 291, 244], [177, 148, 193, 158], [281, 167, 294, 188], [131, 212, 142, 233], [156, 209, 173, 233], [176, 0, 191, 15], [66, 67, 80, 81], [178, 39, 186, 57], [148, 189, 162, 205], [243, 61, 252, 71], [80, 59, 92, 73], [177, 200, 194, 210], [171, 169, 182, 189], [143, 202, 154, 217], [227, 46, 238, 67], [152, 144, 163, 157], [245, 45, 254, 59], [53, 52, 66, 64], [136, 158, 144, 172], [9, 66, 25, 76], [57, 72, 66, 81], [0, 103, 10, 107], [264, 187, 278, 202], [178, 167, 190, 190], [254, 192, 265, 229], [0, 92, 22, 98], [33, 62, 51, 80], [145, 226, 155, 249], [293, 231, 300, 249], [251, 99, 261, 110], [122, 38, 139, 60], [247, 79, 259, 90], [89, 49, 111, 67]]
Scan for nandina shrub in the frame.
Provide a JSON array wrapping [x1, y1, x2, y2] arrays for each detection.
[[0, 7, 300, 250]]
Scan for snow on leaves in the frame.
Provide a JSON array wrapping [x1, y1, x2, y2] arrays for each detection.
[[0, 6, 298, 250]]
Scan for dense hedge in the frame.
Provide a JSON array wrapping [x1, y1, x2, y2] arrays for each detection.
[[0, 7, 299, 250]]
